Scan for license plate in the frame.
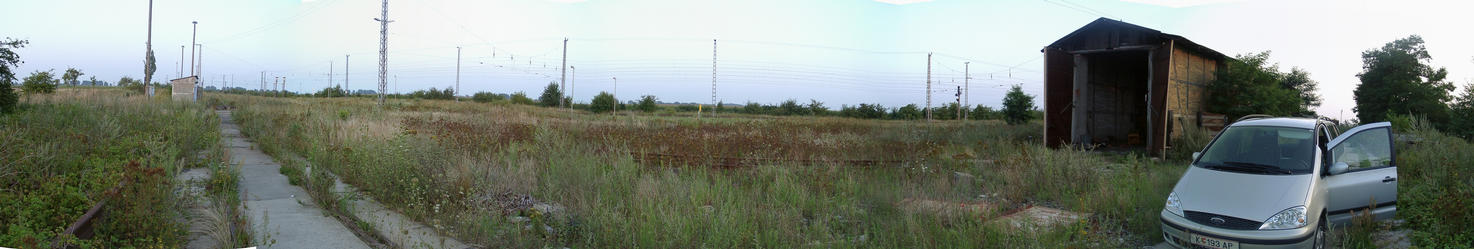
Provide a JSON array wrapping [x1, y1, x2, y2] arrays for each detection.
[[1188, 233, 1238, 249]]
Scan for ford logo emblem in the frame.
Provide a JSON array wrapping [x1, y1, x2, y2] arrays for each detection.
[[1210, 217, 1226, 225]]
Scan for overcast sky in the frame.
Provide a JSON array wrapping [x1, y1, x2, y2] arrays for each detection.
[[5, 0, 1472, 118]]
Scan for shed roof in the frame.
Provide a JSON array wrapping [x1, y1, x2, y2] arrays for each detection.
[[1045, 18, 1228, 60]]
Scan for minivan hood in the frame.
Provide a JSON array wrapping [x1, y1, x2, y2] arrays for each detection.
[[1172, 166, 1314, 222]]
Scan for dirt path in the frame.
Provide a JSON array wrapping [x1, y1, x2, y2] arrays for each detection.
[[219, 110, 373, 249]]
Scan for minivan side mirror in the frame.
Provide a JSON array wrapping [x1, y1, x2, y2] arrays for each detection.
[[1192, 152, 1201, 161], [1328, 162, 1350, 175]]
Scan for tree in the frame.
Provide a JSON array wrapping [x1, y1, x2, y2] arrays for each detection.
[[1450, 81, 1474, 140], [637, 95, 657, 112], [537, 83, 562, 107], [1354, 35, 1455, 127], [1002, 84, 1035, 125], [778, 99, 803, 115], [856, 103, 886, 119], [893, 104, 923, 120], [144, 48, 156, 89], [118, 76, 144, 94], [21, 70, 57, 95], [0, 38, 27, 114], [471, 91, 503, 103], [590, 91, 616, 113], [409, 87, 455, 100], [315, 85, 346, 97], [743, 102, 764, 114], [970, 105, 996, 120], [510, 91, 535, 105], [807, 99, 827, 116], [86, 76, 98, 86], [1281, 68, 1321, 116], [1206, 51, 1314, 120], [62, 67, 83, 86]]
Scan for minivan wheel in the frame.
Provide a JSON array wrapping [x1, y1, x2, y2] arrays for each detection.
[[1313, 219, 1327, 249]]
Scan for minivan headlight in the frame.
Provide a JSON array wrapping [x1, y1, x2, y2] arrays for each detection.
[[1259, 206, 1308, 230], [1164, 192, 1184, 217]]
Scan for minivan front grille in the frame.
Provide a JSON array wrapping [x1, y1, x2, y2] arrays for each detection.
[[1184, 211, 1262, 230]]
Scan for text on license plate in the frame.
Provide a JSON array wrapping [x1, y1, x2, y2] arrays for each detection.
[[1188, 233, 1238, 249]]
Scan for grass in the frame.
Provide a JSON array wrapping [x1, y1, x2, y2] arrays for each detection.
[[215, 93, 1192, 248], [0, 88, 220, 248], [1393, 117, 1474, 247]]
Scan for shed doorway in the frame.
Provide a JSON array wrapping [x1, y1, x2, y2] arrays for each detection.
[[1071, 50, 1150, 150]]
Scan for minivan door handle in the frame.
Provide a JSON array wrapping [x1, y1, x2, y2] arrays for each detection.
[[1382, 176, 1397, 183]]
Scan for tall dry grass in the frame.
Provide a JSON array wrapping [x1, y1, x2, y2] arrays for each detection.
[[216, 93, 1190, 248]]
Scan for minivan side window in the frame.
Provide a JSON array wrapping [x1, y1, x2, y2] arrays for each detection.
[[1332, 127, 1393, 170]]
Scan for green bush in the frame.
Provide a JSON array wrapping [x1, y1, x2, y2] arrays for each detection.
[[21, 70, 57, 95], [472, 91, 504, 103], [1002, 84, 1035, 125], [1396, 117, 1474, 247], [538, 83, 562, 107], [1167, 121, 1214, 161], [892, 104, 922, 120], [638, 95, 657, 112], [510, 91, 535, 105], [0, 89, 217, 248], [589, 92, 616, 113]]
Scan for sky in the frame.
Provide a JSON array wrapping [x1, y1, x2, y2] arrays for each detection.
[[4, 0, 1473, 118]]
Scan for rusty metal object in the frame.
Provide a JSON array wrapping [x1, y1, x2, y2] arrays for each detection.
[[51, 180, 127, 249]]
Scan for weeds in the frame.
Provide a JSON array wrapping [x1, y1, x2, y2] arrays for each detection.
[[210, 93, 1192, 248], [0, 88, 218, 248]]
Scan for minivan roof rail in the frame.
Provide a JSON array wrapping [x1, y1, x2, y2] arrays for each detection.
[[1235, 114, 1273, 123]]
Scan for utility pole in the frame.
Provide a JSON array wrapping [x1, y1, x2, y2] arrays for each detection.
[[374, 0, 392, 105], [926, 52, 932, 121], [964, 62, 970, 120], [455, 46, 461, 101], [196, 44, 203, 81], [955, 85, 962, 121], [329, 60, 334, 89], [143, 0, 154, 89], [570, 66, 575, 107], [712, 39, 717, 116], [613, 76, 618, 116], [190, 21, 197, 76], [344, 55, 349, 95], [179, 45, 184, 78], [560, 38, 568, 109], [260, 71, 265, 92]]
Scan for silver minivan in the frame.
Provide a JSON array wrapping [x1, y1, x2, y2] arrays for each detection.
[[1160, 117, 1398, 249]]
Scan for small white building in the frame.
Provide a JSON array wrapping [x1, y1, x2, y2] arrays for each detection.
[[170, 76, 198, 101]]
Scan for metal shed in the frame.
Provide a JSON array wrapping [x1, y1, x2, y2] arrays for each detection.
[[1042, 18, 1228, 156]]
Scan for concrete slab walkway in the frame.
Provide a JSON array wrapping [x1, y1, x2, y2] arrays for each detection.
[[219, 110, 372, 249]]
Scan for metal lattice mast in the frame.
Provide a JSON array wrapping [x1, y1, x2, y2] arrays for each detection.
[[926, 52, 932, 121], [374, 0, 392, 105]]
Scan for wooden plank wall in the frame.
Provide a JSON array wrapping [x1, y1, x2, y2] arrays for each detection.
[[1166, 46, 1217, 140]]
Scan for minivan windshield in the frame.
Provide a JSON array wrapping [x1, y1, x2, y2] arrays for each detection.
[[1194, 126, 1316, 175]]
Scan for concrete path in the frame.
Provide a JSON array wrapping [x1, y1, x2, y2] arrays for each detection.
[[219, 110, 372, 249], [176, 167, 216, 249], [332, 178, 472, 249]]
